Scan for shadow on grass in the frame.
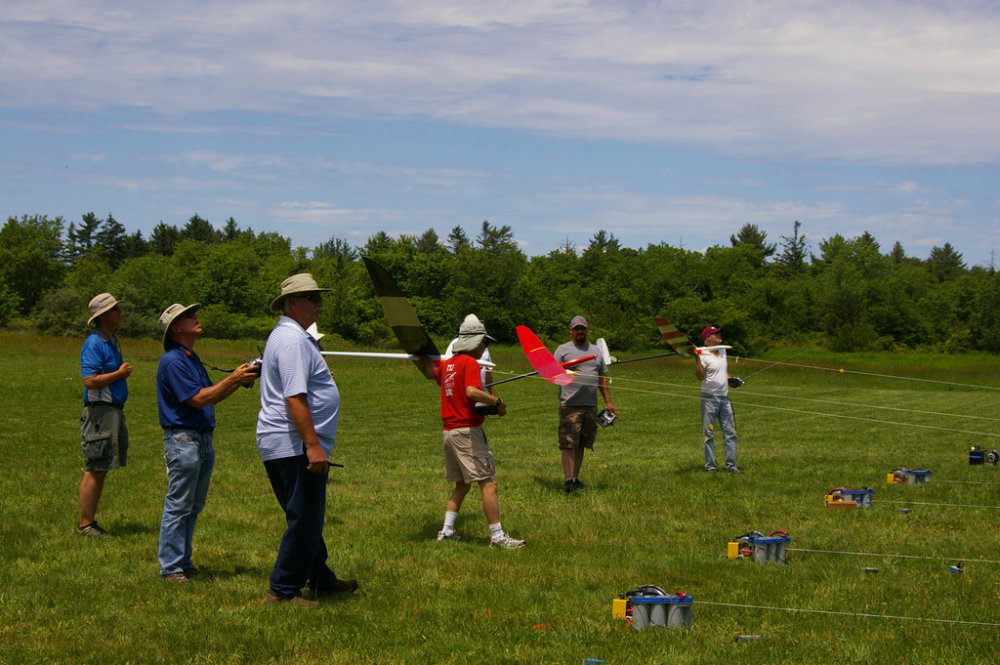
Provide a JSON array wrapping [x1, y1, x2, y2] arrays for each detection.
[[531, 474, 567, 492], [113, 520, 158, 536]]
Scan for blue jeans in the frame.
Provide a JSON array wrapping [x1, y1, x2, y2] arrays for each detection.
[[158, 429, 215, 575], [701, 394, 738, 470], [264, 455, 339, 599]]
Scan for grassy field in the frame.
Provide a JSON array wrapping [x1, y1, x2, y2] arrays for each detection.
[[2, 333, 1000, 664]]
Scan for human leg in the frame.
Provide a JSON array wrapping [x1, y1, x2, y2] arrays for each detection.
[[447, 481, 472, 513], [158, 430, 214, 576], [701, 395, 719, 470], [264, 455, 335, 599], [79, 470, 107, 527], [479, 479, 500, 524], [718, 397, 739, 470]]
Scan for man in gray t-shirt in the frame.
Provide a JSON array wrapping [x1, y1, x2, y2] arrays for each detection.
[[553, 316, 616, 493]]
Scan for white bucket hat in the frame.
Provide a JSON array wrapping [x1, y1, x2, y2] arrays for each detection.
[[269, 273, 333, 313]]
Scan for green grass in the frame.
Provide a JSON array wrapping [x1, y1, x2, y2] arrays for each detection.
[[2, 334, 1000, 664]]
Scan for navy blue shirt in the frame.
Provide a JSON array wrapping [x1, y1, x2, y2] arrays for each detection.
[[156, 344, 215, 429]]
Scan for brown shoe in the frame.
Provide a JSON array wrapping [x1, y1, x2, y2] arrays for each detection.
[[264, 592, 318, 608], [311, 579, 359, 598], [163, 572, 191, 584]]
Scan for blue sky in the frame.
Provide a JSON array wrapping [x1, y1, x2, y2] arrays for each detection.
[[2, 1, 999, 264]]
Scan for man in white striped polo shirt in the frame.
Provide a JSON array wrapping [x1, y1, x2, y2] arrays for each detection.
[[256, 274, 357, 608]]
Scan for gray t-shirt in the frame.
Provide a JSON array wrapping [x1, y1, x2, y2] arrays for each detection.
[[554, 341, 608, 407]]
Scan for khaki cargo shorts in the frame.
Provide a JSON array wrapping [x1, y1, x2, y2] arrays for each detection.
[[80, 404, 129, 472], [443, 426, 495, 483], [558, 406, 597, 450]]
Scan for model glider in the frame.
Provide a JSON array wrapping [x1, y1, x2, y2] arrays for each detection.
[[512, 325, 588, 387], [653, 317, 730, 354], [310, 258, 494, 374]]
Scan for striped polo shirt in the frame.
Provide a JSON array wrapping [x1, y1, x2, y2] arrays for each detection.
[[256, 316, 340, 462]]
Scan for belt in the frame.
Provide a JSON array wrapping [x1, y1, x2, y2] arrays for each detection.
[[164, 426, 215, 434], [84, 401, 125, 410]]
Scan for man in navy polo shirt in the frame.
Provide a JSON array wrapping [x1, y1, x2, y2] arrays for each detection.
[[156, 303, 258, 583]]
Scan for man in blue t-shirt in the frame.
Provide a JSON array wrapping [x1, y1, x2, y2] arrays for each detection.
[[78, 293, 132, 538], [155, 303, 258, 583]]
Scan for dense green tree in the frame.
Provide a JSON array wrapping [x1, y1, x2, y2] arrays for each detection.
[[729, 223, 776, 267], [927, 243, 966, 282], [182, 214, 220, 244], [150, 222, 181, 256], [0, 215, 65, 315], [447, 226, 471, 253], [95, 214, 129, 268], [777, 220, 808, 275], [65, 212, 103, 264], [416, 228, 441, 255], [589, 230, 621, 253]]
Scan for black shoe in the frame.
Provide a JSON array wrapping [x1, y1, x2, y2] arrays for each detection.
[[564, 480, 574, 494], [572, 479, 587, 490]]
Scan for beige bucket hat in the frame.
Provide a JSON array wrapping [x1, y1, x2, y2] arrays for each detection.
[[269, 273, 332, 312], [87, 293, 125, 325], [159, 303, 202, 350]]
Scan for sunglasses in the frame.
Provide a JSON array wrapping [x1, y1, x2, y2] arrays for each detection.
[[300, 293, 323, 304], [109, 305, 121, 313]]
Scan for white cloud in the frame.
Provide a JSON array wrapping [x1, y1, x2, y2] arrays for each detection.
[[2, 1, 999, 163]]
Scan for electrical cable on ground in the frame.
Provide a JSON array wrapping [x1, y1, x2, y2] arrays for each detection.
[[882, 500, 1000, 510], [698, 601, 1000, 628], [787, 548, 1000, 564]]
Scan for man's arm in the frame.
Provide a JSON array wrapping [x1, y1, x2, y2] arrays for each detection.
[[598, 375, 616, 415], [693, 351, 706, 381], [183, 364, 258, 409], [82, 364, 132, 390], [466, 385, 507, 417], [286, 394, 329, 473]]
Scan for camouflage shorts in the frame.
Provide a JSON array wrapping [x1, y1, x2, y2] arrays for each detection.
[[558, 406, 598, 450]]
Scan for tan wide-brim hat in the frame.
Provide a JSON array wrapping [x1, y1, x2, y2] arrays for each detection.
[[269, 273, 333, 313], [159, 303, 202, 350], [87, 293, 125, 325]]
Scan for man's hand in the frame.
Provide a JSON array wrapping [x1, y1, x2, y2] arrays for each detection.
[[229, 363, 258, 387], [305, 445, 329, 474], [415, 355, 436, 380], [496, 400, 507, 417], [604, 403, 617, 416], [117, 363, 133, 379]]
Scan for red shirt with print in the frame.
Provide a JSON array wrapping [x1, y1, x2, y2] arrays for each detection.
[[434, 352, 485, 430]]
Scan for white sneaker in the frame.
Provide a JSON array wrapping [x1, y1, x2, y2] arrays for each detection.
[[436, 530, 461, 541], [490, 533, 526, 549]]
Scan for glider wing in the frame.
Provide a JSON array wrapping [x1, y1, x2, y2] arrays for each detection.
[[516, 325, 573, 386], [654, 317, 696, 355], [363, 257, 441, 359]]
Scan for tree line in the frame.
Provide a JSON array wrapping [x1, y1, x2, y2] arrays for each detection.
[[1, 213, 998, 355]]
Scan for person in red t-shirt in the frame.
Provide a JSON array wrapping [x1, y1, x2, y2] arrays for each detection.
[[420, 315, 525, 549]]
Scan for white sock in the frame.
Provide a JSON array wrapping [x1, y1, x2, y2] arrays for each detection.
[[489, 522, 504, 540], [442, 511, 458, 534], [567, 477, 577, 483]]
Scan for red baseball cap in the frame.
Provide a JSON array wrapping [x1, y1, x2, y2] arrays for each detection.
[[701, 326, 723, 341]]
